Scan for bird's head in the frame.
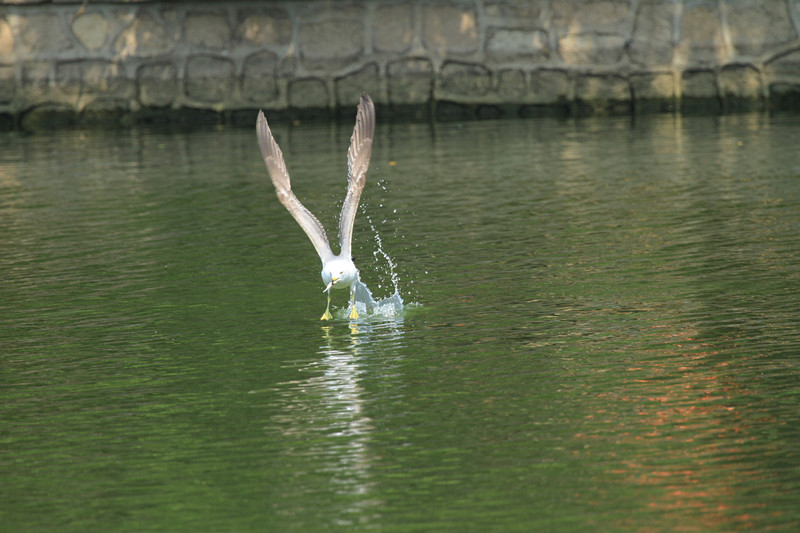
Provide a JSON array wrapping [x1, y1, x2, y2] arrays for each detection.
[[321, 258, 357, 292]]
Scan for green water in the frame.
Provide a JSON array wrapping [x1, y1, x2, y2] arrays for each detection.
[[2, 113, 799, 531]]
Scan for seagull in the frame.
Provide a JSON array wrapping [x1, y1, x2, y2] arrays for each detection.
[[256, 93, 375, 320]]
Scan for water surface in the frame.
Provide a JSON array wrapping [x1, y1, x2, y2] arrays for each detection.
[[2, 113, 799, 531]]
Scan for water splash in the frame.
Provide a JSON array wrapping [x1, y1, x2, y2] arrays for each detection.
[[366, 211, 402, 294], [346, 184, 404, 319], [351, 279, 404, 318]]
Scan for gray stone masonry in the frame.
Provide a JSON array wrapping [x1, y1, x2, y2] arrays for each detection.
[[2, 0, 800, 126]]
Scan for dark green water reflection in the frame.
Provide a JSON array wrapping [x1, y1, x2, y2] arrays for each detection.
[[2, 113, 799, 531]]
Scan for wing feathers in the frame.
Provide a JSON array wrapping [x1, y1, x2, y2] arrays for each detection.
[[256, 110, 334, 263], [339, 94, 375, 258], [256, 94, 375, 263]]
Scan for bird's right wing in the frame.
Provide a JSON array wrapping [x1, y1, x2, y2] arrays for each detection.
[[257, 110, 334, 263]]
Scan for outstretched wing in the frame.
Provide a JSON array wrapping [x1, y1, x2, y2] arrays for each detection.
[[338, 93, 375, 259], [257, 110, 334, 263]]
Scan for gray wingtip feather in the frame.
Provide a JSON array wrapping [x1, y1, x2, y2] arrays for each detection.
[[358, 93, 375, 141], [256, 110, 278, 162], [348, 93, 375, 179]]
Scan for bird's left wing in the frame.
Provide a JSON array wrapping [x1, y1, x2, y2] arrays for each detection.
[[338, 93, 375, 259]]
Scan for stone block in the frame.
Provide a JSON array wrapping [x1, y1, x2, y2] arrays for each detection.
[[484, 2, 547, 28], [185, 12, 231, 50], [680, 68, 721, 112], [80, 98, 130, 122], [0, 64, 14, 102], [551, 0, 630, 65], [631, 71, 675, 111], [298, 19, 363, 70], [769, 82, 800, 109], [21, 104, 76, 130], [293, 3, 364, 21], [56, 60, 133, 100], [184, 55, 234, 103], [114, 11, 174, 57], [551, 1, 631, 35], [486, 28, 549, 62], [719, 63, 763, 101], [9, 13, 73, 55], [630, 72, 674, 100], [71, 13, 109, 51], [373, 4, 413, 53], [629, 2, 675, 67], [726, 0, 796, 58], [528, 69, 570, 104], [279, 55, 296, 77], [576, 73, 632, 114], [497, 69, 525, 101], [387, 58, 432, 104], [21, 60, 51, 103], [439, 61, 491, 98], [765, 49, 800, 83], [422, 5, 478, 55], [0, 18, 12, 60], [559, 33, 626, 65], [242, 51, 279, 104], [288, 78, 328, 109], [235, 8, 292, 46], [235, 8, 290, 46], [335, 63, 380, 107], [680, 69, 718, 98], [576, 73, 630, 103], [675, 2, 728, 67], [137, 62, 176, 107]]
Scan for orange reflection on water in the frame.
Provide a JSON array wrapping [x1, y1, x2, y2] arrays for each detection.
[[573, 323, 784, 530]]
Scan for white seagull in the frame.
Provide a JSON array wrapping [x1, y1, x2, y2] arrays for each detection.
[[256, 93, 375, 320]]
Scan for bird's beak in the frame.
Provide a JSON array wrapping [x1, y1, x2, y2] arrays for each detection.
[[323, 277, 338, 293]]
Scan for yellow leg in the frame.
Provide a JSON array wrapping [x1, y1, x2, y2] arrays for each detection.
[[321, 292, 333, 320], [348, 287, 359, 319]]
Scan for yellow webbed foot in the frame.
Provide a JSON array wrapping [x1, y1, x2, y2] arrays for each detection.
[[321, 292, 333, 320], [348, 288, 358, 319]]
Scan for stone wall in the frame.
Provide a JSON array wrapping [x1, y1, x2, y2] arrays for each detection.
[[2, 0, 800, 127]]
